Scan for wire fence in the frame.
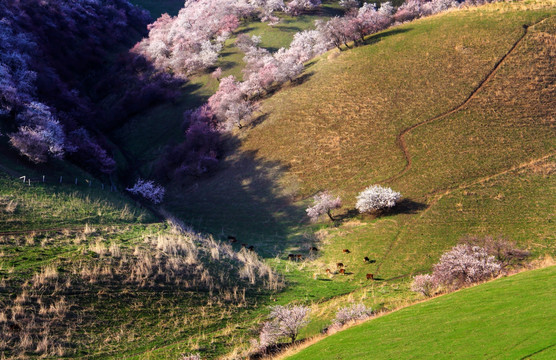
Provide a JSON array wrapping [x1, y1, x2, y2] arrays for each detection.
[[15, 175, 119, 192]]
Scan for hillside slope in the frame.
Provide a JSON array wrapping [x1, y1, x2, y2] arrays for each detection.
[[287, 265, 556, 359], [168, 0, 555, 276]]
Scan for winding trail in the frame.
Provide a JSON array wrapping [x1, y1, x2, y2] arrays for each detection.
[[382, 19, 545, 185], [374, 17, 552, 274]]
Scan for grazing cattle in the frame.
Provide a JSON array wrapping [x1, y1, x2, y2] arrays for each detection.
[[227, 235, 237, 243], [288, 254, 295, 260], [343, 249, 350, 253], [296, 254, 304, 260], [339, 268, 345, 275], [325, 268, 331, 273], [248, 245, 255, 252], [310, 246, 318, 252], [366, 273, 374, 280], [364, 256, 370, 263], [336, 262, 344, 268], [241, 243, 247, 248]]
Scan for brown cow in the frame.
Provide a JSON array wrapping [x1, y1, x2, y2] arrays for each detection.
[[339, 268, 345, 275], [296, 254, 304, 260], [343, 249, 350, 253], [366, 273, 374, 280], [336, 262, 344, 268], [325, 268, 331, 273]]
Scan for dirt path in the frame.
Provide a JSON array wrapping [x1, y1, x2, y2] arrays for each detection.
[[383, 19, 548, 185]]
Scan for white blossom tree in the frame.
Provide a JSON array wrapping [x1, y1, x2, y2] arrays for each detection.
[[355, 185, 401, 213], [262, 304, 310, 344], [333, 303, 373, 327], [126, 179, 166, 204], [306, 191, 342, 222]]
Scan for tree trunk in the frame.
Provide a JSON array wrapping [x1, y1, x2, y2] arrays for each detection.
[[327, 210, 335, 222]]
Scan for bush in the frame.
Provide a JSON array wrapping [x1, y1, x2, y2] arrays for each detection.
[[433, 244, 501, 290], [355, 185, 401, 213], [461, 236, 530, 270], [333, 303, 373, 327], [126, 179, 165, 204], [410, 274, 438, 297]]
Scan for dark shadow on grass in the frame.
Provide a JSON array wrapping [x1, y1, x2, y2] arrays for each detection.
[[165, 136, 308, 258], [388, 198, 428, 215], [362, 28, 412, 46]]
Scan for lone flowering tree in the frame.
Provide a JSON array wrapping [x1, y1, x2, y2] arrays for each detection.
[[355, 185, 401, 213], [306, 191, 342, 222], [126, 179, 166, 204], [261, 304, 310, 344]]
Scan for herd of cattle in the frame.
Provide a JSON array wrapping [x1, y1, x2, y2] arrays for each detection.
[[227, 235, 376, 281]]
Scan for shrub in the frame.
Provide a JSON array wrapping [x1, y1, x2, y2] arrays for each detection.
[[461, 235, 530, 270], [306, 191, 342, 222], [355, 185, 401, 213], [333, 303, 373, 327], [410, 274, 438, 297], [126, 179, 165, 204], [433, 244, 501, 289]]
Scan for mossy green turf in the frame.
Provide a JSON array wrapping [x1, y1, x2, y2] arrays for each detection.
[[288, 266, 556, 360]]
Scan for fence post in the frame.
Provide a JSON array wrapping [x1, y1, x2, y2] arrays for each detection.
[[28, 178, 30, 186], [42, 175, 45, 183], [75, 178, 78, 185], [60, 176, 62, 184]]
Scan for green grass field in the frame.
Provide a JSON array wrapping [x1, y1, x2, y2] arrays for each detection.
[[1, 0, 554, 358], [287, 265, 556, 359]]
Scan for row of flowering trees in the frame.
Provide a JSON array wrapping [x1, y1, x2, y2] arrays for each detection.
[[156, 0, 501, 180], [132, 0, 324, 77]]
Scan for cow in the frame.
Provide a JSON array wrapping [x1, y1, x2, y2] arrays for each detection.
[[227, 235, 237, 243], [288, 254, 296, 260], [241, 243, 247, 248], [336, 262, 344, 268], [310, 246, 319, 252], [343, 249, 350, 253], [366, 273, 374, 280], [325, 268, 331, 273], [248, 245, 255, 252], [339, 268, 345, 275], [364, 256, 370, 263], [296, 254, 304, 260]]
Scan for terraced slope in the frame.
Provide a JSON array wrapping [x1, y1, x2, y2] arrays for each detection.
[[287, 266, 556, 360]]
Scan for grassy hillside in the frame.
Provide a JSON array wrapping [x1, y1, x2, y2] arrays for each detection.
[[287, 265, 556, 359], [168, 0, 556, 274], [116, 1, 345, 169]]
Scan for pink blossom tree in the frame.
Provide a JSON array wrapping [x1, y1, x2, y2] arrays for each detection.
[[306, 191, 342, 222]]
